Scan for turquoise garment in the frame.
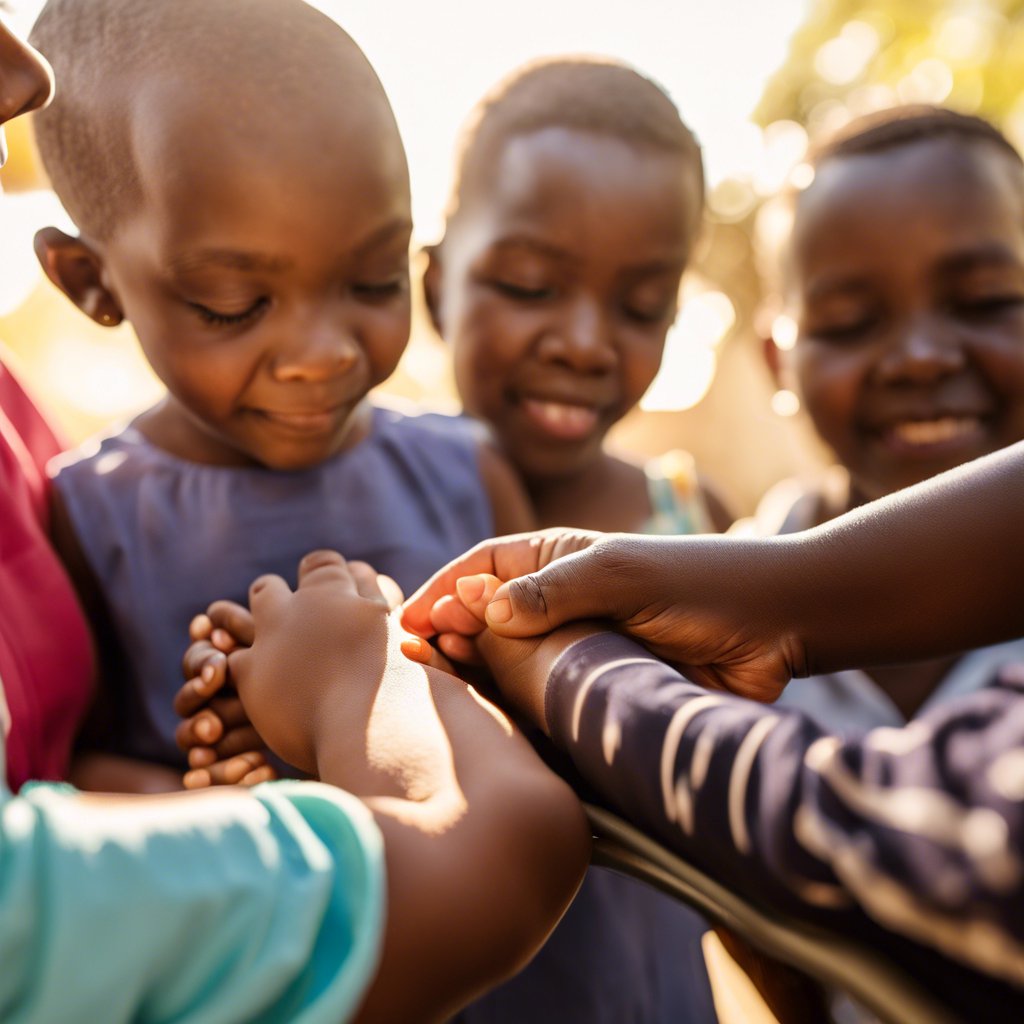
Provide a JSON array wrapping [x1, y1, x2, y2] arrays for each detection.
[[0, 740, 385, 1024]]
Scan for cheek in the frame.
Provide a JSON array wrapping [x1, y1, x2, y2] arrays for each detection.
[[365, 303, 411, 378], [793, 348, 866, 432], [621, 337, 668, 402]]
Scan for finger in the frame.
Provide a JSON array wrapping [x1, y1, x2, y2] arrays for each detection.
[[429, 593, 487, 638], [437, 631, 485, 667], [188, 746, 217, 768], [296, 549, 360, 593], [347, 560, 388, 605], [182, 768, 213, 790], [207, 695, 251, 731], [175, 709, 225, 751], [212, 726, 264, 759], [189, 614, 213, 642], [485, 549, 605, 637], [240, 765, 278, 786], [177, 649, 228, 707], [249, 573, 294, 624], [191, 751, 267, 788], [207, 601, 256, 647], [401, 529, 601, 637], [399, 636, 456, 673], [455, 573, 502, 622], [400, 535, 535, 636]]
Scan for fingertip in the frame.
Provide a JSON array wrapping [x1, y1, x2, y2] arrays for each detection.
[[400, 636, 431, 663], [189, 614, 213, 642], [485, 597, 513, 626], [183, 769, 212, 790], [455, 574, 486, 605]]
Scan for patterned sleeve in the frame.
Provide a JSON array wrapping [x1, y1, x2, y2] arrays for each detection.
[[544, 632, 1024, 988]]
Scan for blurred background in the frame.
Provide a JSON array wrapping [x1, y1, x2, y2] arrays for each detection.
[[2, 0, 1022, 512]]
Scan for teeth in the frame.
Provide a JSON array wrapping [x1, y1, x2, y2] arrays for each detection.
[[889, 417, 981, 446], [534, 402, 595, 428]]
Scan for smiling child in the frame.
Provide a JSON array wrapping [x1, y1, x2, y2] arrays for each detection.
[[29, 0, 531, 790]]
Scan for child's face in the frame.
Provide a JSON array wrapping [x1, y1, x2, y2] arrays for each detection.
[[432, 128, 698, 482], [98, 79, 412, 470], [781, 138, 1024, 501]]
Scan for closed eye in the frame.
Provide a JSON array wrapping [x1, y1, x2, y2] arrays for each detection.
[[188, 298, 268, 327]]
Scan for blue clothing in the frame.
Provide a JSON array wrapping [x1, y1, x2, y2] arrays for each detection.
[[52, 406, 494, 768], [546, 632, 1024, 1021], [0, 716, 385, 1024]]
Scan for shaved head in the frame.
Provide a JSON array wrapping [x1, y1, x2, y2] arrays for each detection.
[[447, 57, 703, 232], [30, 0, 404, 240]]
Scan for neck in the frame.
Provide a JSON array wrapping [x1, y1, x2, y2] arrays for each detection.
[[525, 452, 649, 532]]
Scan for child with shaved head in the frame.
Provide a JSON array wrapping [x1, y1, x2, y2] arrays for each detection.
[[29, 0, 531, 792]]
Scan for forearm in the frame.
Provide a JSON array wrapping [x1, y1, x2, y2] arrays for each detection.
[[317, 649, 589, 1024], [538, 631, 1024, 985], [783, 441, 1024, 672]]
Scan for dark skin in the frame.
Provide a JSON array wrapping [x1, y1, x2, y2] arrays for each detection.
[[402, 438, 1024, 697], [766, 136, 1024, 718], [36, 18, 531, 791], [128, 549, 593, 1024], [426, 126, 732, 533]]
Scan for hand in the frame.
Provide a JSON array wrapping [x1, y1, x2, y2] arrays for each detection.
[[176, 606, 276, 788], [406, 531, 801, 703], [225, 551, 397, 777], [401, 528, 603, 661]]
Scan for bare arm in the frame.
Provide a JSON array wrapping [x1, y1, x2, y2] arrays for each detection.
[[224, 551, 589, 1024], [404, 442, 1024, 700]]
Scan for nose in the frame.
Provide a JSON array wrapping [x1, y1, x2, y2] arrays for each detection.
[[270, 314, 361, 383], [537, 296, 617, 374], [0, 20, 55, 130], [875, 313, 965, 385]]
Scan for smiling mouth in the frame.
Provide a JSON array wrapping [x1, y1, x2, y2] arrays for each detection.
[[880, 415, 986, 449], [255, 405, 346, 434], [520, 398, 601, 441]]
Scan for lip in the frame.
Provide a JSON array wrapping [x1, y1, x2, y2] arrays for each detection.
[[518, 397, 603, 442], [869, 413, 990, 456], [253, 403, 347, 435]]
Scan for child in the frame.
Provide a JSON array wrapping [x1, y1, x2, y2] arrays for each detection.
[[424, 58, 732, 535], [752, 106, 1024, 731], [28, 0, 531, 789], [188, 57, 724, 1024], [2, 548, 590, 1023]]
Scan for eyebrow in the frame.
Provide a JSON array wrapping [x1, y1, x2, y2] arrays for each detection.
[[490, 236, 574, 262], [937, 243, 1024, 276]]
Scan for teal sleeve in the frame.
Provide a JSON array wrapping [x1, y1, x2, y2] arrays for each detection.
[[0, 779, 385, 1024]]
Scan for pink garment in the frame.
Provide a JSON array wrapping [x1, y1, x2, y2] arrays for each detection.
[[0, 361, 93, 790]]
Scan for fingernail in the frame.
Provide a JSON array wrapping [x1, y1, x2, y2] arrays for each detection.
[[197, 719, 214, 742], [487, 598, 512, 624], [400, 637, 426, 662], [456, 575, 486, 604], [201, 664, 215, 683]]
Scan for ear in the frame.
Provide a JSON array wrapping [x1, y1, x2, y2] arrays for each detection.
[[421, 242, 444, 337], [33, 226, 124, 327]]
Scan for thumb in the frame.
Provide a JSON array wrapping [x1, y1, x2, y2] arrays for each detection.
[[485, 552, 604, 636]]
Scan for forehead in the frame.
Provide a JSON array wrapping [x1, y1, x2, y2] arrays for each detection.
[[125, 73, 409, 248], [791, 138, 1024, 273], [459, 126, 699, 252]]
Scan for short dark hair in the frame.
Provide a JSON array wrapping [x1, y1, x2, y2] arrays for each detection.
[[30, 0, 387, 241], [447, 57, 704, 233], [810, 104, 1022, 170]]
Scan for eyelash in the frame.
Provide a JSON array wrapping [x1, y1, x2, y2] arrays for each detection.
[[188, 298, 268, 327]]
